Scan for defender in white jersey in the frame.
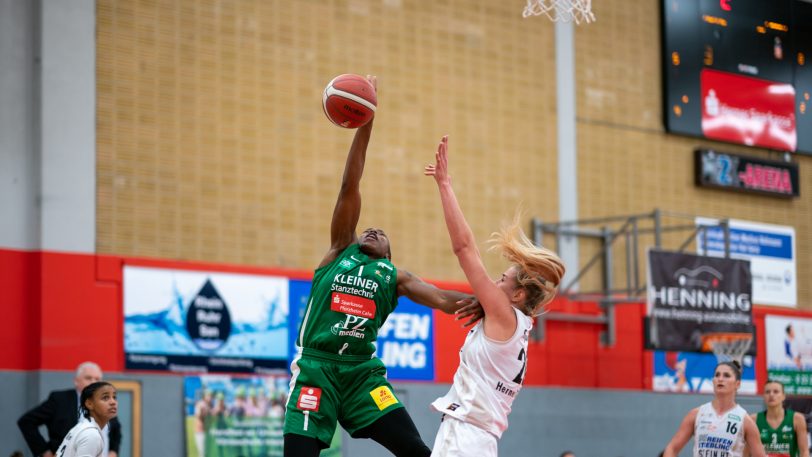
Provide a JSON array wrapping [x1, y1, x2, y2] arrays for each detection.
[[56, 382, 117, 457], [425, 135, 565, 456], [663, 361, 766, 457]]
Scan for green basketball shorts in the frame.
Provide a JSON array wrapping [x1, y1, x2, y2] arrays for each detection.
[[283, 349, 404, 446]]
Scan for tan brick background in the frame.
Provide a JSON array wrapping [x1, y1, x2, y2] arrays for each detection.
[[97, 0, 811, 308]]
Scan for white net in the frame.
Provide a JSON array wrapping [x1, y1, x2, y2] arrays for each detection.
[[708, 335, 753, 365], [522, 0, 596, 24]]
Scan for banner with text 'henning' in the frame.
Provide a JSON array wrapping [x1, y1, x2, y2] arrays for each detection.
[[646, 250, 752, 352]]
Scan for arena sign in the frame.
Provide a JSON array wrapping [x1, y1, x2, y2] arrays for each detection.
[[695, 149, 799, 198], [646, 250, 752, 352]]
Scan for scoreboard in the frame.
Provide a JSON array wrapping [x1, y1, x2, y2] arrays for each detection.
[[662, 0, 812, 154]]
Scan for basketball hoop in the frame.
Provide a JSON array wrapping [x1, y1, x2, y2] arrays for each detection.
[[701, 333, 753, 366], [522, 0, 596, 24]]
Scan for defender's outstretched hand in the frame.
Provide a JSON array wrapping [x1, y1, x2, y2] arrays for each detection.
[[424, 135, 450, 186]]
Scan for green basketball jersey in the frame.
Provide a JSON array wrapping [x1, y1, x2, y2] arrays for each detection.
[[296, 243, 398, 358], [757, 409, 798, 457]]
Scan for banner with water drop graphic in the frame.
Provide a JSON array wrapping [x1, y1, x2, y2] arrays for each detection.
[[124, 266, 290, 373]]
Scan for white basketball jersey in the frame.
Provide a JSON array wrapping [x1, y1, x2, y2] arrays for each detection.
[[693, 402, 748, 457], [56, 418, 105, 457], [431, 307, 532, 439]]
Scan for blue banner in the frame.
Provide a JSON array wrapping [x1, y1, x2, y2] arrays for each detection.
[[376, 298, 435, 381], [701, 226, 793, 260]]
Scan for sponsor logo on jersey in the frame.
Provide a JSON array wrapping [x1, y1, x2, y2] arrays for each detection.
[[377, 262, 393, 271], [297, 387, 322, 411], [340, 259, 355, 269], [331, 291, 377, 318], [331, 315, 369, 339], [781, 425, 792, 432], [370, 386, 399, 411], [727, 413, 741, 421], [495, 381, 517, 397], [446, 403, 460, 411], [350, 255, 363, 262]]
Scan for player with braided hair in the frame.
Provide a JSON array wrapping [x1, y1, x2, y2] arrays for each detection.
[[55, 382, 117, 457]]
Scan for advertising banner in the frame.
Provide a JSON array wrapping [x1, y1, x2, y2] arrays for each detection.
[[700, 69, 796, 152], [376, 298, 435, 381], [286, 279, 435, 381], [697, 218, 796, 307], [124, 266, 290, 373], [765, 315, 812, 395], [184, 375, 340, 457], [652, 350, 756, 394], [646, 250, 752, 352]]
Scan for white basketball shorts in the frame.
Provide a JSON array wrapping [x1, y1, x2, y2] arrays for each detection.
[[431, 415, 498, 457]]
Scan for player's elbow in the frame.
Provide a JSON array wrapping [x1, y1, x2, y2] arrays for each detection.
[[451, 238, 475, 257], [17, 414, 34, 431]]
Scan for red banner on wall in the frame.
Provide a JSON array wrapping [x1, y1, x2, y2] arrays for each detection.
[[701, 69, 796, 152]]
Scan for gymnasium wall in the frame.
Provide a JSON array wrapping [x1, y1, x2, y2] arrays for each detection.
[[3, 368, 763, 457], [95, 0, 812, 306], [2, 0, 812, 456]]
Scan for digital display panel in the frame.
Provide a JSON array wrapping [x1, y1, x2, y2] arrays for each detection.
[[662, 0, 812, 154]]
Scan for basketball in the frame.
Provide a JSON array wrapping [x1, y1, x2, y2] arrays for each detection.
[[322, 74, 377, 128]]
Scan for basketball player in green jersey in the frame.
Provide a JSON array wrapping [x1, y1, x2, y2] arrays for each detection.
[[283, 75, 478, 457], [747, 380, 808, 457]]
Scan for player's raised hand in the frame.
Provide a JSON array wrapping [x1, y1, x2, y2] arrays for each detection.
[[424, 135, 450, 186]]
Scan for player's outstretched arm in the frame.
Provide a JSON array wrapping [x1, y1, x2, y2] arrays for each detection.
[[318, 76, 377, 269], [396, 269, 472, 315], [425, 135, 517, 339], [663, 408, 697, 457]]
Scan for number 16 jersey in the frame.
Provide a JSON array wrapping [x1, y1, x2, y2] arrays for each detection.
[[693, 402, 748, 457], [431, 307, 532, 439]]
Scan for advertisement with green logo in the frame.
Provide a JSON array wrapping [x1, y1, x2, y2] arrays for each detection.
[[184, 375, 341, 457]]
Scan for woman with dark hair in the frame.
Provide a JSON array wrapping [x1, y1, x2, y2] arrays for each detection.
[[748, 380, 809, 457], [663, 361, 766, 457], [55, 382, 117, 457]]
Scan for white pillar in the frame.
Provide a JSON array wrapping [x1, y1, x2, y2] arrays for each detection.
[[555, 21, 579, 289], [38, 0, 96, 252]]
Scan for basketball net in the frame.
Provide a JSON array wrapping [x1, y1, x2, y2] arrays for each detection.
[[702, 333, 753, 366], [522, 0, 596, 24]]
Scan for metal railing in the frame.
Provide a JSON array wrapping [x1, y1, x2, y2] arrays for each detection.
[[530, 209, 733, 345]]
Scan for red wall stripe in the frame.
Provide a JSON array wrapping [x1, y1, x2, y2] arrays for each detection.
[[1, 247, 809, 391]]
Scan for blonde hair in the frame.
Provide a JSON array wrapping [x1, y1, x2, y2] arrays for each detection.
[[488, 214, 565, 316]]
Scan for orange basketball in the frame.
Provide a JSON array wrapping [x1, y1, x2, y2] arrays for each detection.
[[322, 74, 377, 128]]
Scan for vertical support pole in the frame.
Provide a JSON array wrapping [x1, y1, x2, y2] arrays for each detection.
[[555, 19, 579, 292], [602, 226, 613, 293], [632, 217, 640, 292], [653, 208, 662, 248], [625, 230, 633, 296]]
